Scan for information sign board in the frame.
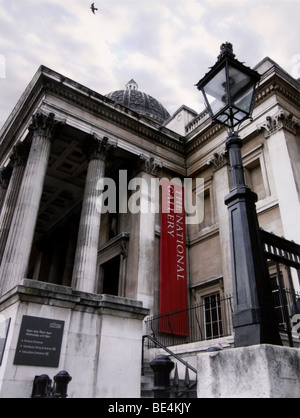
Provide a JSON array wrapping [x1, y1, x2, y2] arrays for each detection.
[[14, 315, 64, 367]]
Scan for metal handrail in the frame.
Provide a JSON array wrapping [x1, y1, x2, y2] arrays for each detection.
[[142, 334, 197, 397], [145, 294, 234, 347], [143, 334, 197, 375]]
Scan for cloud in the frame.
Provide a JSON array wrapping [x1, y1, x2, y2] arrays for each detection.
[[0, 0, 299, 129]]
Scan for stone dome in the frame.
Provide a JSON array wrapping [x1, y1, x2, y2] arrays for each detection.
[[106, 79, 170, 123]]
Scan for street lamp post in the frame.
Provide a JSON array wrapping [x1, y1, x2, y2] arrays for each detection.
[[196, 42, 282, 347]]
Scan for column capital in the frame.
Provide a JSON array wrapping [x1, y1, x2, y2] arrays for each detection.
[[257, 110, 300, 138], [139, 154, 163, 176], [82, 134, 117, 161], [208, 149, 229, 172], [10, 141, 31, 167], [0, 166, 12, 189], [29, 111, 58, 140]]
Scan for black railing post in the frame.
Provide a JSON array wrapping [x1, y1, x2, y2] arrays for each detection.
[[53, 371, 72, 398], [150, 354, 175, 398], [275, 263, 293, 347], [31, 371, 72, 398], [31, 374, 52, 398]]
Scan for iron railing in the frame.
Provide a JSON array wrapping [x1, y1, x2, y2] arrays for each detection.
[[260, 228, 300, 347], [142, 334, 197, 398], [145, 294, 234, 348], [145, 289, 300, 348], [144, 231, 300, 349], [260, 228, 300, 271]]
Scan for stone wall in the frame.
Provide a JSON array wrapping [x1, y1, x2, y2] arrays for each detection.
[[0, 279, 149, 398], [197, 344, 300, 398]]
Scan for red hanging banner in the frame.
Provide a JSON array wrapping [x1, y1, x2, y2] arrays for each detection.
[[159, 179, 189, 336]]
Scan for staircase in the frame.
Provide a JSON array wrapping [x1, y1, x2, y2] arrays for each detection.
[[141, 335, 197, 398], [141, 360, 197, 398], [141, 361, 155, 398]]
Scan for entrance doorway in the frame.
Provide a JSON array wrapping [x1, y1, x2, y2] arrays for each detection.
[[100, 256, 121, 296]]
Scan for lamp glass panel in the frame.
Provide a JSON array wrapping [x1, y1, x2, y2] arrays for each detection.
[[203, 67, 227, 117], [228, 65, 255, 114], [233, 85, 255, 114]]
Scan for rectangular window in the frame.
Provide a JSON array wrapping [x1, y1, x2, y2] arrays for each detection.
[[245, 158, 266, 200], [203, 293, 223, 339], [100, 256, 121, 296], [199, 188, 212, 230]]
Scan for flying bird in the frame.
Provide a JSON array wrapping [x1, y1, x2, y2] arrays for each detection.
[[90, 3, 98, 14]]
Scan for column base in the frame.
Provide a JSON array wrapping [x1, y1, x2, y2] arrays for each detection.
[[0, 280, 149, 398], [197, 344, 300, 398], [233, 320, 282, 348]]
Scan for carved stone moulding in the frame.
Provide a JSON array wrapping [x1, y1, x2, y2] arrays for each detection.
[[139, 154, 163, 176], [0, 166, 12, 189], [82, 133, 117, 162], [29, 111, 57, 139], [258, 109, 300, 138], [10, 141, 31, 167], [208, 148, 229, 171]]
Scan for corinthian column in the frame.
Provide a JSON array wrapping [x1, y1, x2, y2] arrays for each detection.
[[127, 155, 162, 311], [0, 141, 30, 265], [209, 151, 232, 296], [72, 135, 115, 293], [0, 112, 57, 295], [0, 167, 12, 210], [259, 111, 300, 244]]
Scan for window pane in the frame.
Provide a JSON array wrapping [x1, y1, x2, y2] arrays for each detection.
[[203, 293, 223, 339]]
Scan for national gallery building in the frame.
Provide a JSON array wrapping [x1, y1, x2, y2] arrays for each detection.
[[0, 47, 299, 398]]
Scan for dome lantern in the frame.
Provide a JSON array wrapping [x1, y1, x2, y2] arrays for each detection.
[[126, 79, 139, 91]]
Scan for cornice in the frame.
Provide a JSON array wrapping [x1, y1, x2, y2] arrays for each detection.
[[0, 278, 149, 317], [0, 79, 45, 163], [1, 63, 299, 171], [256, 74, 300, 109], [184, 73, 300, 158], [185, 123, 225, 156], [44, 79, 185, 156]]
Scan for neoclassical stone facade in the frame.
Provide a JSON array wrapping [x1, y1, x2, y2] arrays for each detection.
[[0, 56, 299, 398]]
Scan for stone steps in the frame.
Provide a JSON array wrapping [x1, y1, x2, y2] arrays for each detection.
[[141, 362, 197, 398]]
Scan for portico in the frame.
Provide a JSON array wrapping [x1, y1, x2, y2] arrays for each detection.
[[0, 57, 299, 398]]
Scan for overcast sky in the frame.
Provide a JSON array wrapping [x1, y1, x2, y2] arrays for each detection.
[[0, 0, 299, 129]]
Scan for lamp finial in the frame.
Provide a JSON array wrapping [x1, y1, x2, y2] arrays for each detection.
[[218, 42, 235, 60]]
